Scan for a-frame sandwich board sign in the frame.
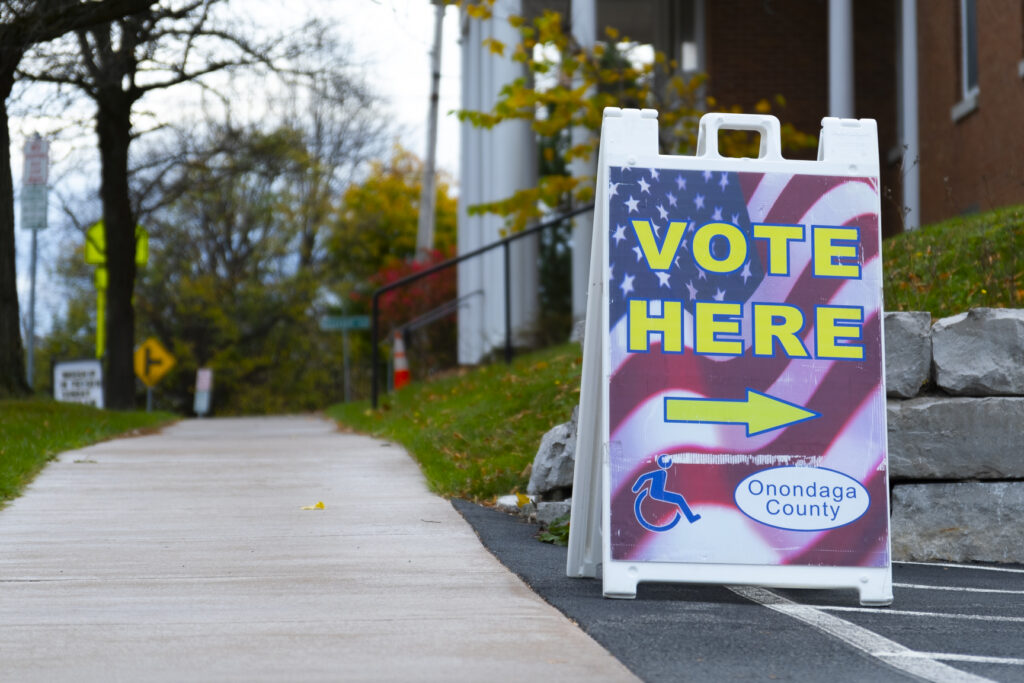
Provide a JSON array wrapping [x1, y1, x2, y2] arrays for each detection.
[[567, 108, 893, 606]]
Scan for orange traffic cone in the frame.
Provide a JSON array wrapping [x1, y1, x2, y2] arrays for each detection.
[[393, 331, 410, 389]]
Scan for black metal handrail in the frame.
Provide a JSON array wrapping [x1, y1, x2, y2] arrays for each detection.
[[371, 204, 594, 408]]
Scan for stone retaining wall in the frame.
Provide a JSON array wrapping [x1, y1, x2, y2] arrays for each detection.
[[885, 308, 1024, 563], [525, 308, 1024, 564]]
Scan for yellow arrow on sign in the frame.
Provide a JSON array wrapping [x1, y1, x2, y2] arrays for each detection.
[[133, 337, 175, 388], [664, 389, 820, 437]]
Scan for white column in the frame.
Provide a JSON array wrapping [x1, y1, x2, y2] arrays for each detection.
[[457, 0, 537, 363], [900, 0, 920, 230], [570, 0, 597, 321], [458, 8, 485, 364], [828, 0, 854, 118]]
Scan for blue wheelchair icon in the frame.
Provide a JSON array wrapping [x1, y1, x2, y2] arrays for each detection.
[[632, 454, 701, 532]]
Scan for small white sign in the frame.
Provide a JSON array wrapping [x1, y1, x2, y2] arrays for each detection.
[[194, 367, 213, 415], [20, 184, 47, 231], [54, 359, 104, 408]]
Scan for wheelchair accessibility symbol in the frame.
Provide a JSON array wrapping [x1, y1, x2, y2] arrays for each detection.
[[632, 454, 701, 532]]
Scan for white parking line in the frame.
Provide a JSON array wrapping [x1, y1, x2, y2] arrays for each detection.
[[876, 652, 1024, 666], [896, 561, 1024, 575], [821, 606, 1024, 623], [729, 586, 993, 683], [894, 582, 1024, 595]]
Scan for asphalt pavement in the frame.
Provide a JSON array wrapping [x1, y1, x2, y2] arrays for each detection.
[[453, 499, 1024, 683]]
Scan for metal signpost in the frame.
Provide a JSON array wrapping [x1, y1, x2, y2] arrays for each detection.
[[320, 314, 370, 403], [21, 135, 49, 387], [568, 109, 892, 606]]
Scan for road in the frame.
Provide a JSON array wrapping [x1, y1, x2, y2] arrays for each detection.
[[454, 499, 1024, 682]]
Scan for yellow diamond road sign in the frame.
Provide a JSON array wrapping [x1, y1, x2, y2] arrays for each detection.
[[134, 337, 175, 388]]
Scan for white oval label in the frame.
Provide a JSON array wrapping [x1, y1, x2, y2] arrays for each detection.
[[733, 466, 870, 531]]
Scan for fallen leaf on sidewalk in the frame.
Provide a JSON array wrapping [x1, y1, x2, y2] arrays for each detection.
[[300, 501, 326, 510]]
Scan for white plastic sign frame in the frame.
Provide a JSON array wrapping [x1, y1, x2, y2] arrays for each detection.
[[567, 108, 892, 606]]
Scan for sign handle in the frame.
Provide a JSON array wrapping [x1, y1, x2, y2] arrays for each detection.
[[696, 113, 783, 160]]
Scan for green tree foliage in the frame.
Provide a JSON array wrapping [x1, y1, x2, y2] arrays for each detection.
[[132, 124, 341, 414], [327, 146, 460, 378], [19, 0, 280, 409], [458, 5, 817, 231], [0, 0, 153, 398], [326, 146, 457, 288], [39, 138, 458, 413]]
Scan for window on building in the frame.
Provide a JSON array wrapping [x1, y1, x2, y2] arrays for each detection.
[[952, 0, 980, 120], [961, 0, 979, 98], [1019, 0, 1024, 78]]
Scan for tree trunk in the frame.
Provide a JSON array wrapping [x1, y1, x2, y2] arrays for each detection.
[[0, 57, 29, 398], [96, 89, 136, 409]]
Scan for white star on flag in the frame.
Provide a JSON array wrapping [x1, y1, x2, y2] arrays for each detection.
[[625, 196, 639, 212], [638, 177, 651, 194], [632, 245, 643, 262], [657, 204, 668, 220], [650, 168, 659, 180], [712, 287, 726, 301], [667, 192, 677, 207], [656, 271, 671, 288], [685, 280, 698, 300], [712, 206, 723, 221], [620, 273, 635, 296], [676, 175, 686, 190], [613, 224, 627, 244], [719, 172, 729, 190], [740, 261, 752, 283], [694, 193, 705, 209], [609, 181, 620, 197], [703, 170, 712, 182]]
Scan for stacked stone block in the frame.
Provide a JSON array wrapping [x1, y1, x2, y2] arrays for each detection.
[[885, 308, 1024, 563]]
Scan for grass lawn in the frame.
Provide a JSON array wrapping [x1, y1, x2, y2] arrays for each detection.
[[883, 204, 1023, 317], [331, 204, 1022, 503], [0, 400, 176, 506], [327, 343, 582, 502]]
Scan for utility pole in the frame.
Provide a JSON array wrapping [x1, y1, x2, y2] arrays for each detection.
[[416, 0, 445, 260]]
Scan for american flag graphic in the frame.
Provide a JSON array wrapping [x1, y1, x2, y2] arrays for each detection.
[[606, 165, 888, 568]]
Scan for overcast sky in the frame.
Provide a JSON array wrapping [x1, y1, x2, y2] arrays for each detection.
[[13, 0, 464, 338]]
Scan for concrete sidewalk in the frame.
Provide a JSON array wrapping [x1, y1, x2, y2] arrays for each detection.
[[0, 416, 635, 682]]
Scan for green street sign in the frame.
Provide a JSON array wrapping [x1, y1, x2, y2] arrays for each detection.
[[320, 315, 370, 331]]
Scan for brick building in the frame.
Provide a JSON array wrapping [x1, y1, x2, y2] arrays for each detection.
[[458, 0, 1024, 360], [694, 0, 1024, 231]]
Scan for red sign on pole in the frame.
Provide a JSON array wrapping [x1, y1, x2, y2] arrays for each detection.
[[22, 135, 48, 186]]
